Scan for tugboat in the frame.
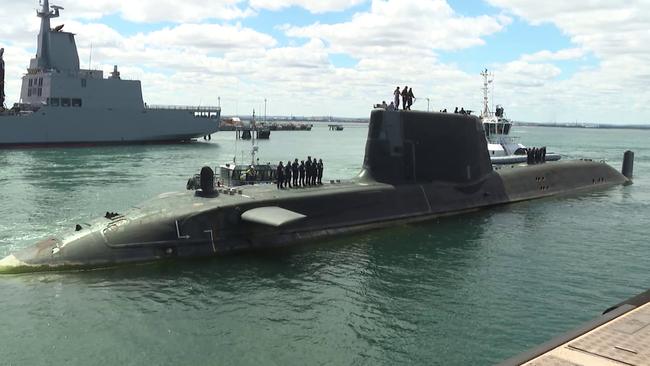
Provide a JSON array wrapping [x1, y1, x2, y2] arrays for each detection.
[[187, 126, 277, 189], [0, 0, 220, 147], [479, 69, 560, 164]]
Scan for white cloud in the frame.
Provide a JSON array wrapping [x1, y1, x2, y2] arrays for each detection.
[[284, 0, 510, 57], [132, 23, 277, 50], [520, 48, 584, 63], [482, 0, 650, 123], [250, 0, 366, 13], [65, 0, 254, 22], [2, 0, 648, 123]]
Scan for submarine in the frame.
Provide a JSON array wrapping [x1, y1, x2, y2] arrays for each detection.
[[0, 110, 634, 273]]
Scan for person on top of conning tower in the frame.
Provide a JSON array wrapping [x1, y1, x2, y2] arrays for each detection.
[[394, 86, 401, 110]]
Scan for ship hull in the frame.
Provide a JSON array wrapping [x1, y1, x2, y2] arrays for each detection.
[[0, 159, 629, 273], [0, 106, 219, 146], [0, 110, 632, 273]]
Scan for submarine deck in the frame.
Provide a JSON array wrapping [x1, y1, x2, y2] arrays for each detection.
[[501, 290, 650, 366]]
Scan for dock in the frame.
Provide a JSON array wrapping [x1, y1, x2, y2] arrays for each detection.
[[328, 124, 344, 131], [235, 127, 270, 140], [501, 289, 650, 365]]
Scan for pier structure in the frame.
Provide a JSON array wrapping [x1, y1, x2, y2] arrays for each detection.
[[328, 124, 344, 131], [235, 127, 270, 140], [501, 289, 650, 365]]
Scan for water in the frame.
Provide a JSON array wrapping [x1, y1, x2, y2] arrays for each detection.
[[0, 123, 648, 365]]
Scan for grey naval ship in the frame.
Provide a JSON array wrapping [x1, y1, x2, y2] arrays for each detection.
[[0, 1, 220, 147], [0, 109, 634, 273]]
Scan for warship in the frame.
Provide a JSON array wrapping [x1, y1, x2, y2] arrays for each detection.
[[0, 109, 634, 273], [0, 1, 220, 146]]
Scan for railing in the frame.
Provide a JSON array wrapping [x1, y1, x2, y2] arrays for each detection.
[[146, 105, 221, 112]]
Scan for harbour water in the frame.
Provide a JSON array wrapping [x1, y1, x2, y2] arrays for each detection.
[[0, 123, 648, 365]]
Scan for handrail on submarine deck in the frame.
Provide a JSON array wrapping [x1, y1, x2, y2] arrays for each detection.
[[146, 105, 221, 112]]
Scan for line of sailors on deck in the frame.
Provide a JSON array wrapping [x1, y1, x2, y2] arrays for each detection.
[[277, 157, 324, 189]]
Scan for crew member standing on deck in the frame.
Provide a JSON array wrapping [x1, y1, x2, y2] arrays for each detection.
[[299, 160, 306, 187], [317, 159, 324, 185], [292, 159, 299, 187], [394, 86, 401, 110], [284, 161, 292, 188], [401, 86, 409, 110], [305, 157, 313, 187], [276, 161, 284, 189], [311, 158, 317, 186], [407, 88, 415, 110]]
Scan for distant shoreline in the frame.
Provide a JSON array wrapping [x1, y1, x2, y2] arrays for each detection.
[[221, 115, 650, 130], [516, 122, 650, 130]]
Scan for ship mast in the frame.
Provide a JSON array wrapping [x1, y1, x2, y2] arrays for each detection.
[[35, 0, 62, 71], [480, 68, 493, 119], [0, 48, 5, 109]]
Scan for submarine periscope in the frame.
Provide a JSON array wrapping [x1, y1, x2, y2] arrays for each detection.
[[0, 110, 634, 273]]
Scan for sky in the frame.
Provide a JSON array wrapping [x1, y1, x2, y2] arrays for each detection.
[[0, 0, 648, 124]]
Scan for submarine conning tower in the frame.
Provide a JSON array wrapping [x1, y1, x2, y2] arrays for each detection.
[[360, 110, 493, 185]]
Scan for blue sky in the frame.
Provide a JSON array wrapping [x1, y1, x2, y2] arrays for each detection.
[[1, 0, 648, 123], [90, 0, 596, 82]]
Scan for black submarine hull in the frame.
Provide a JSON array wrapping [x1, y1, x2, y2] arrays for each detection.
[[0, 111, 630, 273]]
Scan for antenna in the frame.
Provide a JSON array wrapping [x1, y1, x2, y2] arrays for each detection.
[[88, 43, 92, 70], [480, 68, 494, 118]]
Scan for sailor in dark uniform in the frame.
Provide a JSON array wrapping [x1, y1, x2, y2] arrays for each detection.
[[317, 159, 324, 185], [292, 159, 299, 187], [299, 161, 305, 187], [276, 161, 284, 189], [305, 157, 313, 187], [309, 157, 315, 186], [284, 161, 292, 188]]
